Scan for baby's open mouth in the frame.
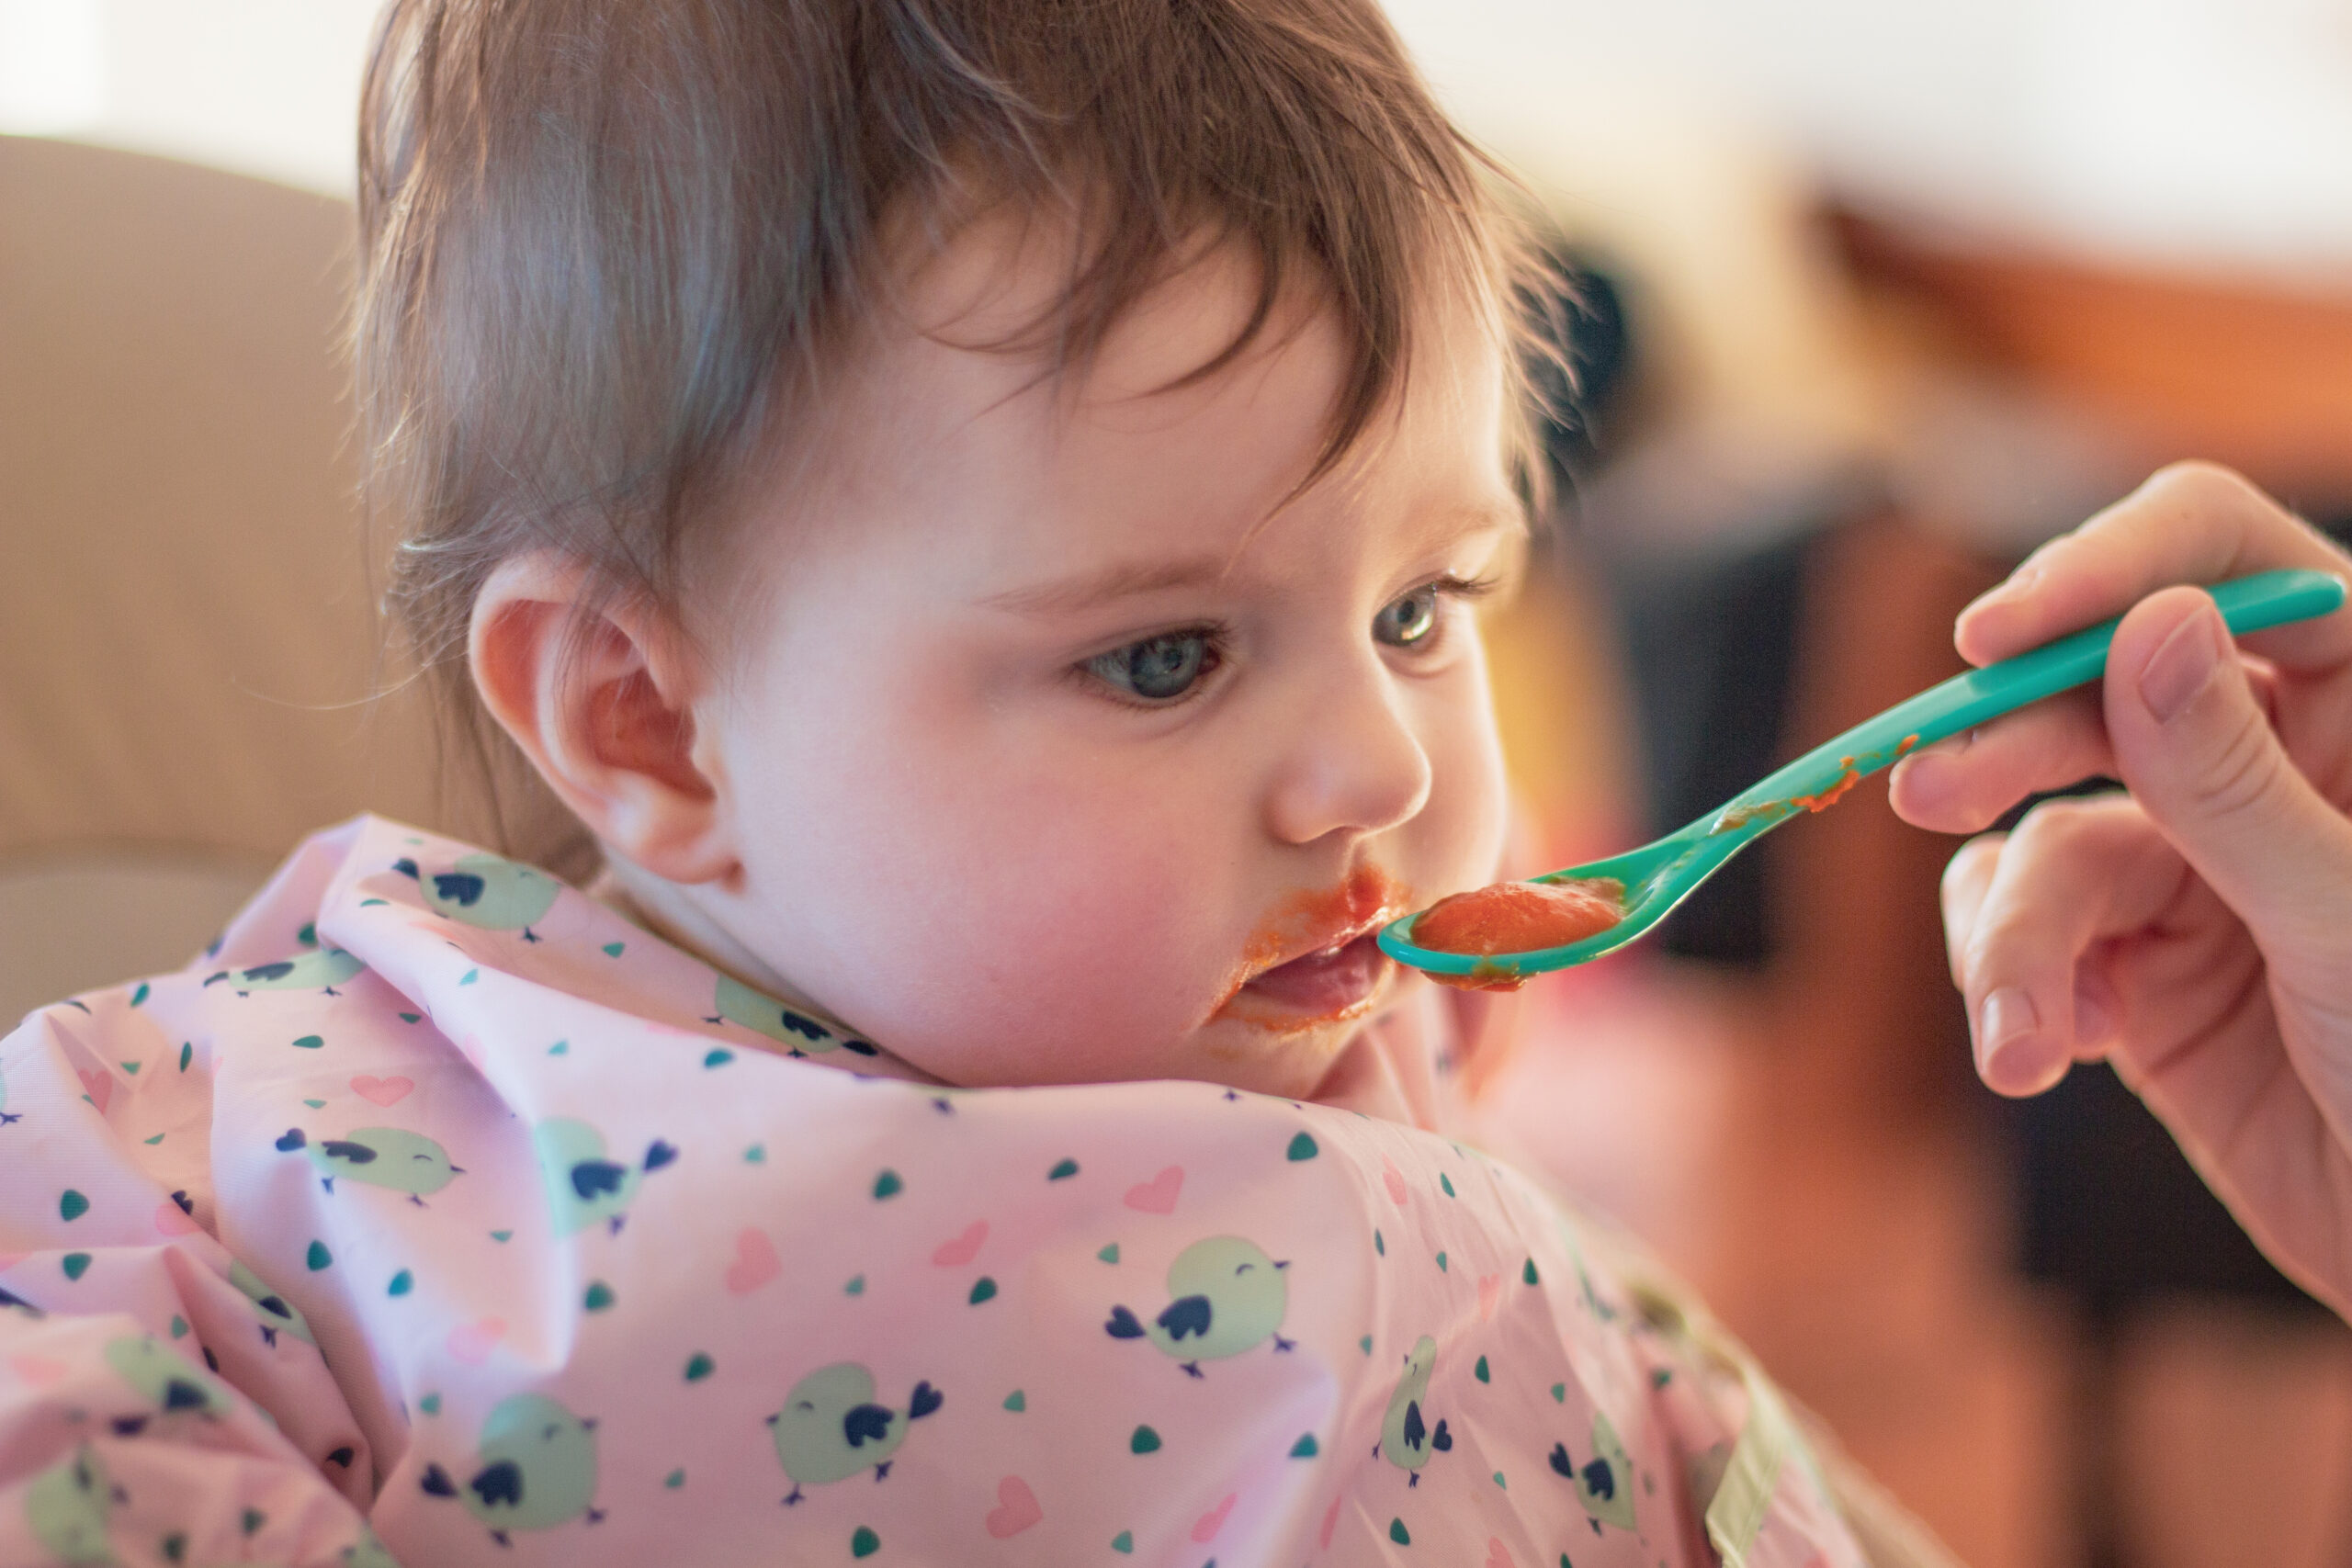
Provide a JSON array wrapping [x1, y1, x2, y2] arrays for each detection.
[[1230, 930, 1394, 1024]]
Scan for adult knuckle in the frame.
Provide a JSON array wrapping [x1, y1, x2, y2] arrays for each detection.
[[2187, 704, 2285, 823], [1942, 835, 2001, 898], [2008, 794, 2114, 858]]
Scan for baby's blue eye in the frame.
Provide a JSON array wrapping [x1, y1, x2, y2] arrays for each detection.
[[1374, 584, 1442, 648], [1086, 631, 1216, 702]]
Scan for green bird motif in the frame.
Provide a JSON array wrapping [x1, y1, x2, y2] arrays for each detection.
[[705, 975, 878, 1057], [276, 1125, 463, 1204], [202, 947, 367, 997], [26, 1444, 118, 1566], [229, 1257, 316, 1348], [1548, 1409, 1638, 1532], [340, 1525, 402, 1568], [1377, 1335, 1452, 1484], [102, 1334, 233, 1427], [393, 852, 560, 942], [419, 1393, 602, 1544], [767, 1362, 944, 1505], [1104, 1235, 1294, 1377], [533, 1117, 677, 1235]]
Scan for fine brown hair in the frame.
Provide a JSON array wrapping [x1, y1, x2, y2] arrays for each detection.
[[356, 0, 1566, 878]]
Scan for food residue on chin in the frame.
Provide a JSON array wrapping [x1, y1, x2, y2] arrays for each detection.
[[1709, 733, 1920, 835], [1408, 876, 1625, 991]]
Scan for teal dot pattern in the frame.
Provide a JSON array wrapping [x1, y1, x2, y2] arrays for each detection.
[[0, 814, 1864, 1568]]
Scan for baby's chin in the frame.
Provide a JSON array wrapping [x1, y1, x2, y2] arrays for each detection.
[[1186, 1012, 1370, 1098], [877, 994, 1382, 1100]]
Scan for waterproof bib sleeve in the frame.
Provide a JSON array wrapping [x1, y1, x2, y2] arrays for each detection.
[[0, 815, 1873, 1568]]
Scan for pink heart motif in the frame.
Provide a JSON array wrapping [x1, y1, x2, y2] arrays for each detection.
[[76, 1069, 112, 1116], [1486, 1537, 1518, 1568], [931, 1221, 989, 1268], [1477, 1273, 1503, 1323], [1191, 1492, 1237, 1543], [447, 1316, 506, 1365], [1382, 1157, 1408, 1207], [8, 1353, 69, 1388], [350, 1075, 414, 1108], [984, 1475, 1043, 1539], [153, 1198, 201, 1237], [726, 1228, 781, 1294], [1320, 1494, 1343, 1551], [1123, 1166, 1184, 1214]]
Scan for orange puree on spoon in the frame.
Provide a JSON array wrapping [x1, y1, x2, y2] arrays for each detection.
[[1410, 878, 1624, 991]]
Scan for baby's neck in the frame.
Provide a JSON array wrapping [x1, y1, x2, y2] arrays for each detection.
[[586, 852, 844, 1032]]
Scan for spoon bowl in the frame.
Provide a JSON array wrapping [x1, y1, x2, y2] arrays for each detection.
[[1381, 569, 2348, 986]]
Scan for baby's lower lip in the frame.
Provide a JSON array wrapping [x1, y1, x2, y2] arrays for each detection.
[[1235, 933, 1392, 1021]]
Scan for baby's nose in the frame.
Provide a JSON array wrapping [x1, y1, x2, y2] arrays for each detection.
[[1260, 660, 1431, 846]]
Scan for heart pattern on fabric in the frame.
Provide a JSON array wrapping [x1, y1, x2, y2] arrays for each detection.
[[725, 1228, 780, 1294], [932, 1221, 989, 1268], [75, 1070, 112, 1116], [1485, 1537, 1518, 1568], [1122, 1166, 1183, 1214], [984, 1475, 1043, 1539], [1477, 1273, 1503, 1323], [350, 1075, 414, 1108], [1191, 1493, 1237, 1543], [447, 1317, 506, 1365], [1382, 1157, 1408, 1206]]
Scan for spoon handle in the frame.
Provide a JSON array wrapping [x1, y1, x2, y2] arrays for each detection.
[[1714, 569, 2347, 830]]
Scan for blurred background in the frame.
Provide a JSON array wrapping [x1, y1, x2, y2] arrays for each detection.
[[4, 3, 2350, 1563]]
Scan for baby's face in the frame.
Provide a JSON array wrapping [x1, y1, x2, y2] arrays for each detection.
[[689, 226, 1515, 1097]]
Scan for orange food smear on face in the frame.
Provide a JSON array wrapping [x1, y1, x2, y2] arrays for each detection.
[[1214, 863, 1409, 1024], [1411, 877, 1624, 990]]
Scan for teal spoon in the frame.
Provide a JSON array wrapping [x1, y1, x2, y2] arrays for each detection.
[[1380, 568, 2348, 985]]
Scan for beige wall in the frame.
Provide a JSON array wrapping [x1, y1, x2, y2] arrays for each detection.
[[0, 135, 499, 866]]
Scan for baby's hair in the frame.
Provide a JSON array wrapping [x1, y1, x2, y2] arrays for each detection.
[[355, 0, 1567, 874]]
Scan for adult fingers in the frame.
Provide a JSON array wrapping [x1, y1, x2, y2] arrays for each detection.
[[1938, 833, 2000, 992], [1890, 690, 2114, 834], [1955, 464, 2352, 674], [2106, 587, 2352, 962], [1945, 795, 2188, 1097], [1889, 654, 2284, 835]]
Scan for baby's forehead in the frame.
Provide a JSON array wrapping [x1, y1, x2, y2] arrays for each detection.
[[694, 209, 1514, 637], [870, 209, 1339, 422]]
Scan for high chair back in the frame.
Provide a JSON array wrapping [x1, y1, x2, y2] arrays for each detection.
[[0, 136, 476, 1021]]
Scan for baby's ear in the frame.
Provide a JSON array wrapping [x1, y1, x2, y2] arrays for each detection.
[[469, 551, 734, 885]]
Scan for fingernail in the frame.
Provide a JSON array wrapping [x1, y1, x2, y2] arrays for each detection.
[[1962, 571, 2030, 620], [1980, 986, 2058, 1089], [2139, 604, 2221, 724], [1981, 986, 2038, 1055]]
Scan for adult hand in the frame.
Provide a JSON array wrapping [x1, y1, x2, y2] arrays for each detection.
[[1889, 463, 2352, 1317]]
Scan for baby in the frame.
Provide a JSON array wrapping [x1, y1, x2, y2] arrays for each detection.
[[0, 1, 1919, 1563]]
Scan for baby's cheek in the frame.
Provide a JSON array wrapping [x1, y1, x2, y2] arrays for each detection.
[[863, 821, 1237, 1086], [1408, 669, 1511, 883]]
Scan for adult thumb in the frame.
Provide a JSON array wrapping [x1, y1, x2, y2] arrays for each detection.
[[2106, 586, 2352, 954]]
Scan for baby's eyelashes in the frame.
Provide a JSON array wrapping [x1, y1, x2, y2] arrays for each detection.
[[1080, 626, 1227, 705]]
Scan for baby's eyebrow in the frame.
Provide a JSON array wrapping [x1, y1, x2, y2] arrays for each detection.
[[982, 501, 1522, 617], [982, 555, 1237, 616]]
